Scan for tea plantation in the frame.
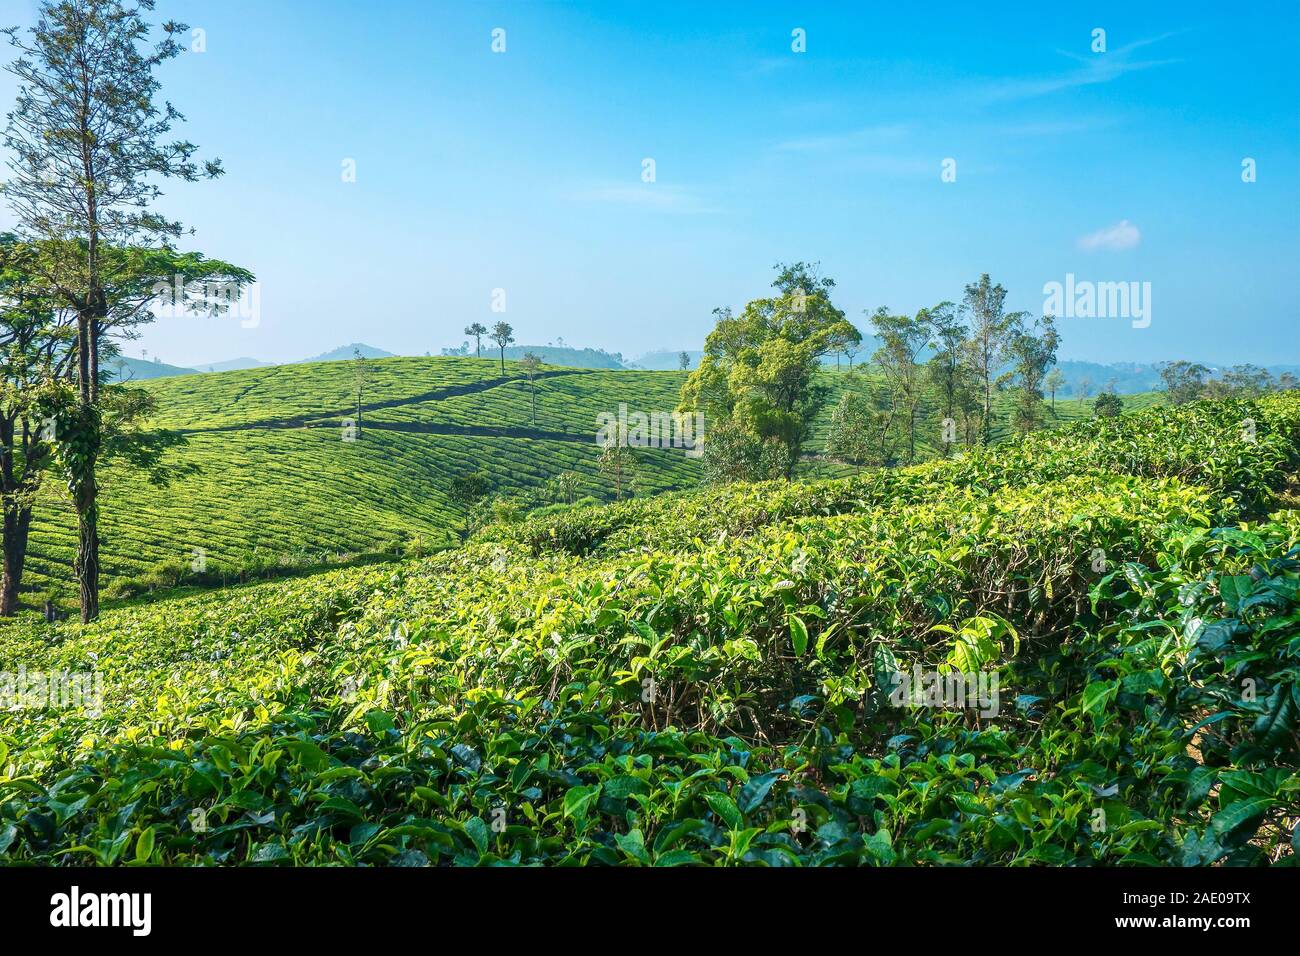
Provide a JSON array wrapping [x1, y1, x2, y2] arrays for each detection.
[[21, 356, 1124, 600], [1, 391, 1296, 865]]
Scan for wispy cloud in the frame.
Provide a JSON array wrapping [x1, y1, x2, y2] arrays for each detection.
[[773, 123, 911, 153], [979, 33, 1180, 103], [1078, 219, 1141, 251]]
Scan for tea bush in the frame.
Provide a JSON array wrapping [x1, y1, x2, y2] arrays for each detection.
[[0, 393, 1296, 865], [483, 394, 1300, 557]]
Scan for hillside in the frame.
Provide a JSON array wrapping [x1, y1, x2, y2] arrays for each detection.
[[193, 357, 274, 373], [300, 343, 396, 363], [19, 357, 1162, 599], [23, 357, 701, 597], [498, 345, 626, 369], [103, 355, 199, 381], [2, 392, 1297, 865]]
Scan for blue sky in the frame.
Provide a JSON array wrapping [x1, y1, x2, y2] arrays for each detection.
[[1, 0, 1297, 367]]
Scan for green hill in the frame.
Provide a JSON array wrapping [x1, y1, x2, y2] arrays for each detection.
[[1, 392, 1297, 865], [19, 356, 1164, 600], [103, 355, 198, 381], [23, 357, 701, 597]]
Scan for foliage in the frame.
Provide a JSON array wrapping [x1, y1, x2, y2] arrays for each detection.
[[681, 262, 860, 479], [1094, 392, 1123, 418], [0, 393, 1297, 865], [1159, 361, 1211, 406]]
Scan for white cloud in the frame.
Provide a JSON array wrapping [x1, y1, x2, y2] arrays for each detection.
[[1078, 219, 1141, 251]]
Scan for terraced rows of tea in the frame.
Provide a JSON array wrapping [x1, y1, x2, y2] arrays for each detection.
[[19, 355, 1160, 599], [1, 392, 1296, 865], [24, 358, 705, 597]]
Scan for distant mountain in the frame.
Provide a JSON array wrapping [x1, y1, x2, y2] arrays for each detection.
[[634, 341, 883, 370], [105, 356, 198, 381], [193, 357, 274, 373], [1051, 360, 1300, 396], [1050, 361, 1165, 396], [631, 350, 701, 371], [299, 343, 395, 363], [444, 343, 627, 370]]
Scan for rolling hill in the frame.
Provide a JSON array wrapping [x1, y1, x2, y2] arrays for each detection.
[[22, 357, 701, 599], [2, 391, 1297, 865], [18, 356, 1161, 602], [103, 355, 199, 381]]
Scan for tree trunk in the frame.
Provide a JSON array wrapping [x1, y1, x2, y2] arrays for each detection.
[[982, 366, 992, 447], [74, 311, 101, 623], [75, 477, 99, 623], [908, 404, 916, 462], [1, 504, 31, 616]]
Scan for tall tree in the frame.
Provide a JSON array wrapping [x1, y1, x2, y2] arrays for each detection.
[[352, 347, 369, 437], [678, 350, 690, 371], [961, 274, 1026, 447], [924, 301, 971, 456], [0, 240, 71, 613], [0, 236, 242, 614], [597, 423, 637, 500], [868, 306, 931, 462], [1044, 368, 1066, 415], [3, 0, 227, 621], [680, 262, 860, 480], [1004, 315, 1059, 433], [1158, 361, 1210, 405], [490, 320, 514, 375], [1220, 364, 1274, 397], [464, 322, 487, 358], [519, 351, 541, 424]]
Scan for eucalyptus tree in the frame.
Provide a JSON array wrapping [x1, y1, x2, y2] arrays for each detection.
[[924, 301, 972, 456], [1158, 361, 1210, 405], [961, 274, 1027, 446], [1044, 368, 1066, 415], [464, 322, 487, 358], [597, 423, 637, 500], [352, 347, 369, 437], [1004, 315, 1059, 433], [519, 351, 541, 424], [490, 321, 514, 375], [3, 0, 237, 619], [869, 306, 932, 463]]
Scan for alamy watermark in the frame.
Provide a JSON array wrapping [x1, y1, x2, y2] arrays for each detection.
[[1043, 273, 1151, 329], [595, 404, 705, 458], [1, 666, 102, 716], [888, 665, 1000, 718], [151, 276, 260, 328]]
